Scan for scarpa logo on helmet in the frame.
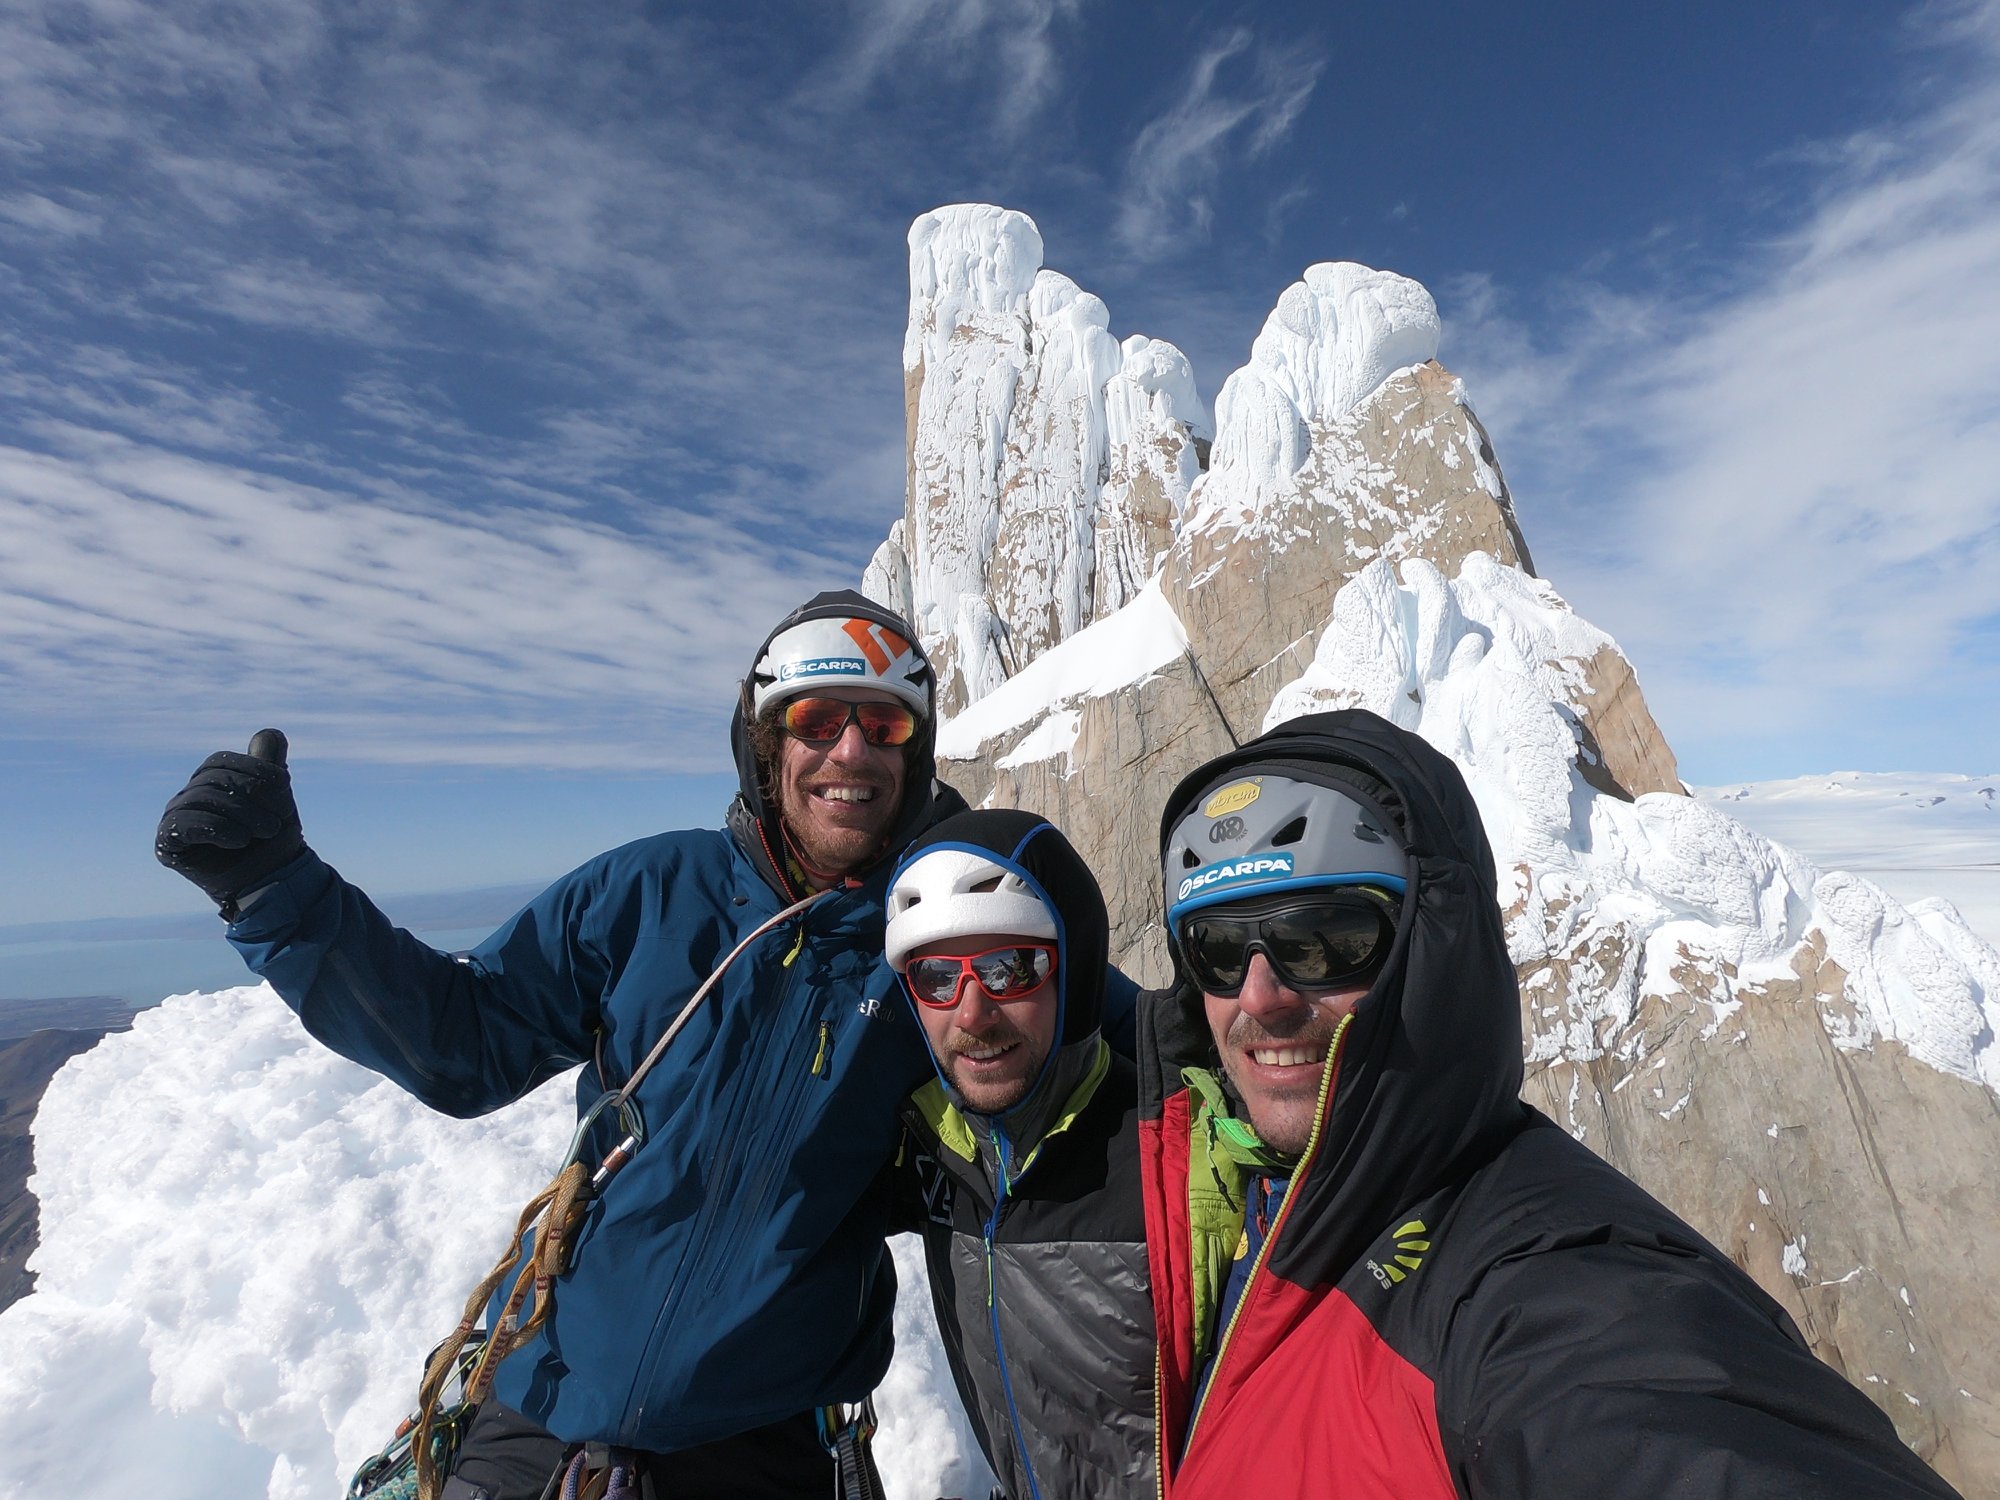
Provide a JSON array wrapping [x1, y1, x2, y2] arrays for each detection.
[[1176, 853, 1295, 904], [780, 656, 868, 680]]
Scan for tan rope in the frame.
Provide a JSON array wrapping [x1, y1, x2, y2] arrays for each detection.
[[414, 1161, 591, 1500], [407, 888, 832, 1499]]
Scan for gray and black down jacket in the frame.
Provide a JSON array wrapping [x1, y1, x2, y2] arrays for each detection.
[[888, 810, 1155, 1500], [901, 1049, 1152, 1500]]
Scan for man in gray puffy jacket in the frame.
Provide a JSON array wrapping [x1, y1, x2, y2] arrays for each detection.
[[885, 808, 1153, 1500]]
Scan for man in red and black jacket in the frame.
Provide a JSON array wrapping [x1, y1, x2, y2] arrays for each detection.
[[1140, 708, 1962, 1499]]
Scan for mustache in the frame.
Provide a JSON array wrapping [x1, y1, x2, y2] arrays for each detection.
[[801, 767, 895, 793], [943, 1020, 1029, 1057], [1224, 1012, 1343, 1054]]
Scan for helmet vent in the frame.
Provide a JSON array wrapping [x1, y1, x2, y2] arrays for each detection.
[[1180, 848, 1200, 869], [1271, 816, 1308, 847], [970, 874, 1004, 893]]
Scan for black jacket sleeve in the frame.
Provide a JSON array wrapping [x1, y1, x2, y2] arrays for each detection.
[[1438, 1236, 1963, 1499]]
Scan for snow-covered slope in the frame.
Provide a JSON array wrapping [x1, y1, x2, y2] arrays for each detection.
[[0, 989, 993, 1500], [1697, 772, 2000, 951]]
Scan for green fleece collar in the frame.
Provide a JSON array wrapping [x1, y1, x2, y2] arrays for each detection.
[[909, 1038, 1111, 1170]]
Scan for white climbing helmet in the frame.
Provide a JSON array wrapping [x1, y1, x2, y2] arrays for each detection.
[[750, 614, 932, 719], [885, 846, 1058, 973]]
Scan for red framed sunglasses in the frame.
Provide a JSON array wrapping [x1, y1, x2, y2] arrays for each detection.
[[781, 696, 918, 747], [904, 944, 1058, 1009]]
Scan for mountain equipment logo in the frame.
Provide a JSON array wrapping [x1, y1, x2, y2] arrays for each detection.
[[1208, 815, 1246, 844], [780, 656, 867, 680], [1176, 853, 1295, 904], [1203, 779, 1263, 819], [1367, 1219, 1432, 1288]]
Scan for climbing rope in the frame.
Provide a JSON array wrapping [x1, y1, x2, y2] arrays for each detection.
[[409, 887, 833, 1500]]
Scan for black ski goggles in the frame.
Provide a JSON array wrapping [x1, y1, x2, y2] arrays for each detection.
[[905, 944, 1057, 1009], [781, 696, 918, 748], [1177, 888, 1400, 997]]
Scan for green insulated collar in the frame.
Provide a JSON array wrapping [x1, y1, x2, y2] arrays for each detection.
[[1182, 1067, 1296, 1173]]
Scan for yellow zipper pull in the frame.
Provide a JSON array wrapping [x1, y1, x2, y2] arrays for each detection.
[[811, 1019, 832, 1078]]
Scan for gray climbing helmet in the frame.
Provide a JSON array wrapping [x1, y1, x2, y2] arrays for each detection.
[[1162, 771, 1410, 938]]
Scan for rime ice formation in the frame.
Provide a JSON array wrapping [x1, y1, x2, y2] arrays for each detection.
[[1187, 261, 1442, 532], [1273, 554, 2000, 1097], [0, 989, 993, 1500], [901, 205, 1208, 714]]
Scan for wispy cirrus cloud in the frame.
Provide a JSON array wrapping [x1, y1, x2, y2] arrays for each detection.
[[1444, 0, 2000, 775], [0, 2, 916, 501], [0, 2, 952, 774], [821, 0, 1085, 126], [1115, 27, 1324, 257], [0, 426, 818, 770]]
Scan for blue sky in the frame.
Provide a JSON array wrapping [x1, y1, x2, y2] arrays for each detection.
[[3, 0, 1997, 932]]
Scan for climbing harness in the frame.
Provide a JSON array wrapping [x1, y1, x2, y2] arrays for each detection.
[[819, 1396, 888, 1500], [405, 887, 833, 1500]]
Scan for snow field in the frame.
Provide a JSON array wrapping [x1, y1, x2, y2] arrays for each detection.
[[0, 987, 990, 1499]]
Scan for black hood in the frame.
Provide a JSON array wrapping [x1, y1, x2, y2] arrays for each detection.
[[894, 808, 1110, 1137], [1149, 708, 1528, 1284], [726, 589, 958, 899]]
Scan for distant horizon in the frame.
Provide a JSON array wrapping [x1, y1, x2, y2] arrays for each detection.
[[6, 766, 1994, 1012]]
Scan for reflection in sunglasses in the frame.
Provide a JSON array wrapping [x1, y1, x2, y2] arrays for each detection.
[[905, 944, 1057, 1008]]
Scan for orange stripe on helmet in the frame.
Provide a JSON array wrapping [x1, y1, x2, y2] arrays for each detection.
[[841, 618, 895, 675]]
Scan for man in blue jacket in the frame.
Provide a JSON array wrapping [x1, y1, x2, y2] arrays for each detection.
[[155, 590, 968, 1498]]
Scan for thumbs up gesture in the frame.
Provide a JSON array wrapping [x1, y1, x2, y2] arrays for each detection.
[[155, 729, 309, 916]]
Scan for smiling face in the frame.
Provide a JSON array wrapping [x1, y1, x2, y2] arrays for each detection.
[[772, 686, 910, 883], [910, 930, 1060, 1115], [1203, 953, 1372, 1157]]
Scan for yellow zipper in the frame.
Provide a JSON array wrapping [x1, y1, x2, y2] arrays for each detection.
[[1179, 1012, 1353, 1457]]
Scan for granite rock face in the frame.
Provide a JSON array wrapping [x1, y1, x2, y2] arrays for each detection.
[[869, 204, 1997, 1490]]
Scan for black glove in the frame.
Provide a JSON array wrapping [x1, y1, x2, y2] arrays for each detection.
[[155, 728, 308, 918]]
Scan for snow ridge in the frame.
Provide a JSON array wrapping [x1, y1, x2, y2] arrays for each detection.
[[1271, 554, 2000, 1093]]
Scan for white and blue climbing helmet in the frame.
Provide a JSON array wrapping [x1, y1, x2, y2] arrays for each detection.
[[1162, 771, 1410, 939], [750, 613, 932, 719], [885, 845, 1057, 974]]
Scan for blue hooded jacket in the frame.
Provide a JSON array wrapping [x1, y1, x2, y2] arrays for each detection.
[[225, 591, 966, 1450]]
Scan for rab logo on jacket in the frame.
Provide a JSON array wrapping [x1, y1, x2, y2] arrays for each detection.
[[1367, 1219, 1432, 1288]]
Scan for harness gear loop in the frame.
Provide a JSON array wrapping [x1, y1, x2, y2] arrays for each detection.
[[410, 887, 833, 1500], [818, 1396, 887, 1500]]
